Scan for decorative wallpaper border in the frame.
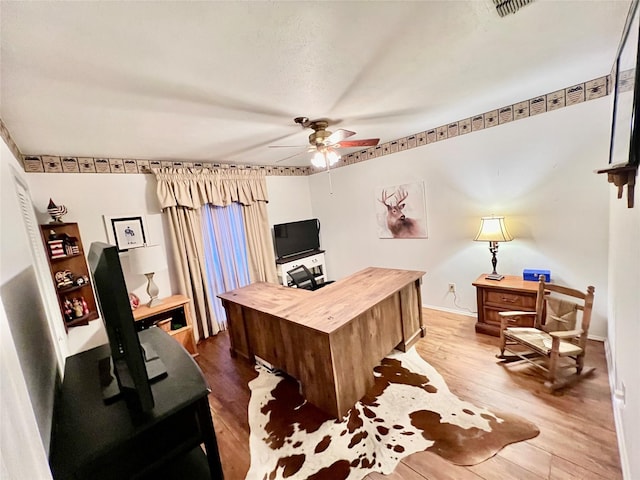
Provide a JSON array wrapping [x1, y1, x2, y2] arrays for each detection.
[[331, 75, 609, 170], [19, 156, 312, 177], [2, 74, 610, 177], [0, 118, 23, 163]]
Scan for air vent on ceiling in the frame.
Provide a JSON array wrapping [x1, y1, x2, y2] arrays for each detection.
[[493, 0, 534, 17]]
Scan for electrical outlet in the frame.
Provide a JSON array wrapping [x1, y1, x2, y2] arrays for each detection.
[[448, 283, 456, 293]]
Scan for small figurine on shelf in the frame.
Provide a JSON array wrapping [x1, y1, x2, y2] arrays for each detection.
[[63, 236, 80, 256], [63, 298, 74, 322], [54, 270, 74, 289], [47, 199, 68, 223], [73, 275, 89, 287], [81, 297, 89, 316], [72, 298, 84, 318]]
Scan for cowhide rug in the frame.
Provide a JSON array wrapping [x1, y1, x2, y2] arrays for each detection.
[[246, 348, 539, 480]]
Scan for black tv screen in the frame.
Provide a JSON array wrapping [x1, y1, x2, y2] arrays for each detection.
[[88, 242, 165, 413], [273, 219, 320, 258], [608, 0, 639, 167]]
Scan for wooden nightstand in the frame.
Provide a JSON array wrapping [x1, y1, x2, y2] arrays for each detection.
[[472, 274, 539, 336], [133, 294, 198, 356]]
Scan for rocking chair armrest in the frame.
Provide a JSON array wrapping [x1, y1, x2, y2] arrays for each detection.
[[548, 329, 583, 339]]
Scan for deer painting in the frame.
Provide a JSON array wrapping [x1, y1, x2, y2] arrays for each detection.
[[378, 186, 426, 238]]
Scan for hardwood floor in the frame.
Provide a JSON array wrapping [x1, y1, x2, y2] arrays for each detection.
[[195, 308, 622, 480]]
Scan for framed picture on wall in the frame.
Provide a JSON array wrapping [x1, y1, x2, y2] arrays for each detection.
[[103, 215, 148, 252], [375, 181, 428, 239]]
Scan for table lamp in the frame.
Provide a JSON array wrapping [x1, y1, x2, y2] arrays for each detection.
[[129, 245, 167, 307], [474, 215, 513, 281]]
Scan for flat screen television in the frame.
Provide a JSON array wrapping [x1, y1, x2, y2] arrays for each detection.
[[608, 0, 639, 167], [273, 218, 321, 259], [88, 242, 166, 413]]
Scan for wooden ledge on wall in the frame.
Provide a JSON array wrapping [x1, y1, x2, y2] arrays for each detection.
[[596, 163, 638, 208]]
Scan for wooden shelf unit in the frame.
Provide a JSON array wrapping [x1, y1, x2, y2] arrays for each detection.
[[39, 222, 99, 329], [133, 294, 198, 357]]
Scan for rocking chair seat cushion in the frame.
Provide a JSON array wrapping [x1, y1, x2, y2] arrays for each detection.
[[504, 327, 583, 357]]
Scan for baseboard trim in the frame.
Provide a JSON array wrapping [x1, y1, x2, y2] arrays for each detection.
[[423, 304, 476, 318], [604, 338, 630, 479]]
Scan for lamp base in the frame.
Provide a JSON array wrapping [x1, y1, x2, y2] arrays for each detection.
[[484, 273, 505, 281], [147, 297, 163, 308]]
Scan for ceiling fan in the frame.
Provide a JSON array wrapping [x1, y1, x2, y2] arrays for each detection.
[[272, 117, 380, 167]]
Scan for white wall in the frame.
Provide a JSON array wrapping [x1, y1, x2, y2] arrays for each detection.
[[308, 97, 611, 338], [1, 140, 54, 476], [0, 298, 52, 480], [608, 188, 640, 479], [265, 175, 313, 226]]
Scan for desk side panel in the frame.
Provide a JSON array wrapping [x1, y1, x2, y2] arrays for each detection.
[[278, 322, 336, 418], [398, 279, 425, 351], [221, 300, 251, 360], [330, 293, 403, 418], [243, 308, 339, 416]]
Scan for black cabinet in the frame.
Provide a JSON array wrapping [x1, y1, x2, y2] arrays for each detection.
[[49, 328, 223, 479]]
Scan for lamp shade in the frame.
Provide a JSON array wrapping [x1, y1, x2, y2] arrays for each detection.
[[129, 245, 167, 274], [474, 216, 513, 242]]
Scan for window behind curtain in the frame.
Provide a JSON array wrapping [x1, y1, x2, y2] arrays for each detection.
[[201, 203, 251, 330]]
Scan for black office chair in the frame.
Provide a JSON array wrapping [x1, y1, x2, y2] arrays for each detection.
[[286, 265, 333, 291]]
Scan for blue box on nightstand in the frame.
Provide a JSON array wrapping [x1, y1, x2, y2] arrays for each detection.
[[523, 269, 551, 282]]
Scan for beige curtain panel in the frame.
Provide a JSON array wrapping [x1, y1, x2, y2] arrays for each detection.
[[155, 168, 269, 209], [164, 206, 220, 340], [152, 167, 277, 340], [243, 201, 278, 284]]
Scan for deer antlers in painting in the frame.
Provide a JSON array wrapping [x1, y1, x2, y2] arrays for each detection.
[[379, 187, 423, 238]]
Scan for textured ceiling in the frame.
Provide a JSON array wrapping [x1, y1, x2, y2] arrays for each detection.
[[0, 1, 632, 167]]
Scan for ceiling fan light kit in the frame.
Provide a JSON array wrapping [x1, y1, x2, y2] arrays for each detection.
[[311, 149, 341, 169], [274, 117, 380, 167]]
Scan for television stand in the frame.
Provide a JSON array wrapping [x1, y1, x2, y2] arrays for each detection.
[[275, 249, 326, 287], [50, 328, 223, 479], [98, 342, 168, 404]]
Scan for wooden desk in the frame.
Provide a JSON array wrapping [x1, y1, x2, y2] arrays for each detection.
[[472, 274, 539, 336], [218, 267, 425, 418], [49, 328, 223, 480], [133, 294, 198, 356]]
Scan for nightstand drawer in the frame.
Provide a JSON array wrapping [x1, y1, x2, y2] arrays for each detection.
[[485, 290, 536, 309], [485, 307, 534, 327], [473, 274, 541, 336]]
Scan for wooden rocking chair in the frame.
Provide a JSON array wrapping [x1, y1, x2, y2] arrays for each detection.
[[497, 276, 595, 390]]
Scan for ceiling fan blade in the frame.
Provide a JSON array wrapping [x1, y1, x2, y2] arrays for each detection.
[[275, 150, 308, 163], [335, 138, 380, 148], [325, 129, 356, 145], [268, 145, 307, 148]]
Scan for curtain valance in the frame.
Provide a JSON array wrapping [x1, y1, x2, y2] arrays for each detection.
[[153, 168, 269, 209]]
